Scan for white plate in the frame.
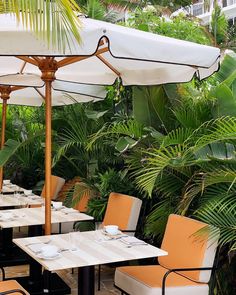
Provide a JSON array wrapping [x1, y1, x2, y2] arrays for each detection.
[[37, 252, 62, 260]]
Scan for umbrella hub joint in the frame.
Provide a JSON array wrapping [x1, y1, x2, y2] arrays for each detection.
[[0, 86, 11, 100], [39, 59, 58, 82]]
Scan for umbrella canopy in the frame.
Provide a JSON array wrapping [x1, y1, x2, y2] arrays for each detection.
[[0, 13, 220, 235], [0, 76, 106, 106], [0, 14, 220, 86]]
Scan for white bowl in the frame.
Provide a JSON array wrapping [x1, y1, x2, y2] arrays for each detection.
[[52, 201, 63, 210], [24, 189, 32, 196], [41, 245, 59, 258], [3, 180, 10, 185], [104, 225, 119, 235]]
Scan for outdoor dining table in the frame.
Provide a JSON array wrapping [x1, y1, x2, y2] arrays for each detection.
[[0, 182, 44, 208], [0, 207, 93, 252], [0, 207, 94, 294], [14, 230, 168, 295], [1, 183, 24, 194], [0, 194, 43, 208]]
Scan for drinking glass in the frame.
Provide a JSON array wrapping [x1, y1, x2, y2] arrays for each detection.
[[69, 231, 79, 251]]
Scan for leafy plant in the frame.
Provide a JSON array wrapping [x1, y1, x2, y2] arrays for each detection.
[[211, 4, 228, 45]]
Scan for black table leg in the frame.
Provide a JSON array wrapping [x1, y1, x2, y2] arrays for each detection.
[[78, 266, 95, 295], [28, 258, 43, 291], [28, 225, 43, 237], [43, 269, 51, 294], [1, 228, 13, 256]]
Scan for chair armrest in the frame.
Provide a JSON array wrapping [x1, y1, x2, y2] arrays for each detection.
[[0, 289, 27, 295], [162, 267, 213, 295], [0, 267, 5, 281]]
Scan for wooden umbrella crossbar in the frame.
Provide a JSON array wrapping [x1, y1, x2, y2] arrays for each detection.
[[96, 54, 120, 77]]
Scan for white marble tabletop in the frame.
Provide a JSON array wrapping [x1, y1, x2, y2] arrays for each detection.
[[13, 230, 168, 271], [0, 194, 43, 207], [1, 183, 25, 194], [0, 182, 43, 207], [0, 207, 93, 228]]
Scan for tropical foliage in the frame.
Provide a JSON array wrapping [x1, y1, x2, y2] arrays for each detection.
[[0, 3, 235, 293], [124, 10, 213, 45], [211, 4, 228, 45]]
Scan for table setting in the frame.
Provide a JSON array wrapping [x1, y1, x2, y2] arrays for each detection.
[[24, 232, 81, 260]]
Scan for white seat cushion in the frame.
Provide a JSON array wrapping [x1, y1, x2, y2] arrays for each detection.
[[115, 265, 209, 295]]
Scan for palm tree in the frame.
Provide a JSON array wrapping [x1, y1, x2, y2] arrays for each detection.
[[0, 0, 81, 49]]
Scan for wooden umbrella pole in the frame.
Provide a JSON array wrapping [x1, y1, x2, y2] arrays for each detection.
[[0, 87, 11, 190], [39, 57, 58, 235], [45, 80, 52, 235]]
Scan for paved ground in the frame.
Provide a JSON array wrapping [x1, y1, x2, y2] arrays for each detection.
[[4, 264, 120, 294]]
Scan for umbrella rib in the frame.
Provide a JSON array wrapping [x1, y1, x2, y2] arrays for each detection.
[[34, 87, 46, 100], [19, 61, 27, 74], [32, 57, 42, 63], [11, 86, 27, 92], [57, 47, 109, 68], [96, 55, 120, 77], [16, 56, 38, 66]]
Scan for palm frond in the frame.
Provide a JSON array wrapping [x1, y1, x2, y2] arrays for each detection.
[[87, 119, 145, 151], [132, 145, 195, 196], [180, 168, 236, 213], [0, 0, 81, 51], [196, 200, 236, 251], [144, 200, 176, 240], [192, 117, 236, 151], [161, 127, 193, 148]]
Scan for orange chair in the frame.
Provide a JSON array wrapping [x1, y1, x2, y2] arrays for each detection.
[[41, 175, 65, 200], [51, 179, 90, 234], [29, 175, 65, 209], [102, 192, 142, 232], [0, 280, 29, 295], [98, 192, 142, 290], [56, 177, 90, 212], [115, 214, 219, 295]]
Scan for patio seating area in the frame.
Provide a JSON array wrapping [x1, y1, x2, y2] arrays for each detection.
[[0, 2, 235, 295]]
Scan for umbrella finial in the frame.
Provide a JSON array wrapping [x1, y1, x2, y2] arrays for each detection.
[[39, 58, 58, 82], [0, 86, 11, 100]]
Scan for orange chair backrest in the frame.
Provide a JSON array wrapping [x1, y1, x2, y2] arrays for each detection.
[[41, 175, 65, 200], [158, 214, 219, 283], [73, 191, 90, 212], [102, 192, 142, 231]]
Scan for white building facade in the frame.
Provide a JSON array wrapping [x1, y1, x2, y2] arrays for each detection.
[[187, 0, 236, 24]]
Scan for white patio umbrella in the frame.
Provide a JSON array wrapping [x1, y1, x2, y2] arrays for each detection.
[[0, 13, 220, 234], [0, 75, 106, 183]]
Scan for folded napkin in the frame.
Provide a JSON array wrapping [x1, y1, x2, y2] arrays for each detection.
[[27, 243, 46, 253], [120, 237, 148, 245]]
